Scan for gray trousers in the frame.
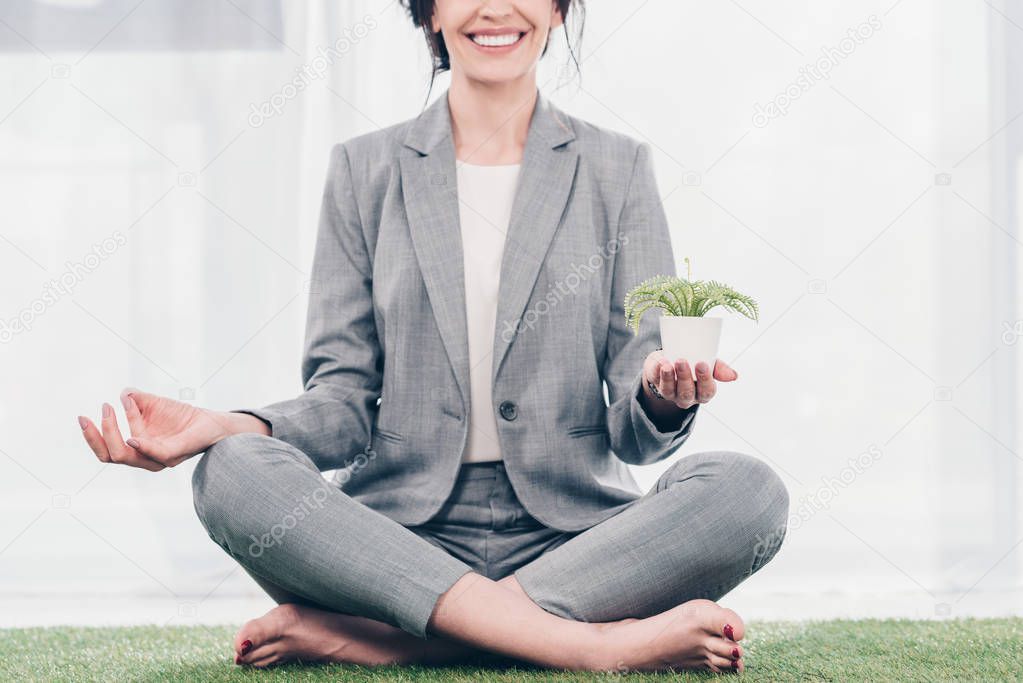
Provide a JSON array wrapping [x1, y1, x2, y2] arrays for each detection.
[[191, 433, 789, 639]]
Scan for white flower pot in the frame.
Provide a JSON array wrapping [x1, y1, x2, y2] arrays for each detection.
[[658, 315, 722, 381]]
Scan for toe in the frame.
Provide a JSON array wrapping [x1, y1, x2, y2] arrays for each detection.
[[707, 652, 737, 673], [234, 620, 263, 656], [718, 608, 745, 642], [239, 641, 280, 668], [234, 604, 298, 663], [677, 599, 746, 643], [707, 637, 742, 661], [249, 604, 298, 642], [248, 649, 283, 669]]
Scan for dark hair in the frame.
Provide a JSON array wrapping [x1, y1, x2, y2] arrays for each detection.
[[397, 0, 585, 106]]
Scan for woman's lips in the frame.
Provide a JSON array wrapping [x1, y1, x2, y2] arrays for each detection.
[[465, 30, 527, 54]]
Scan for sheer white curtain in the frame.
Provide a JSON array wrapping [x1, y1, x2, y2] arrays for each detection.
[[576, 0, 1021, 617], [0, 0, 1019, 625], [0, 0, 429, 617]]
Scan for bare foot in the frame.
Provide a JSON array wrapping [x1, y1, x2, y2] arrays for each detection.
[[233, 603, 471, 668], [594, 599, 745, 673]]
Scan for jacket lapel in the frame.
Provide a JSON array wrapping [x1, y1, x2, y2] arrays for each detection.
[[400, 88, 578, 410], [490, 95, 579, 387]]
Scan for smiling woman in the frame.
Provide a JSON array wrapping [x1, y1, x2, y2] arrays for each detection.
[[70, 0, 788, 673], [399, 0, 585, 103], [5, 0, 1013, 679]]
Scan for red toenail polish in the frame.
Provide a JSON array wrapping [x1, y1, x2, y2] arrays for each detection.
[[723, 623, 734, 640], [732, 660, 739, 669], [234, 655, 242, 665], [732, 647, 740, 659], [241, 639, 252, 655]]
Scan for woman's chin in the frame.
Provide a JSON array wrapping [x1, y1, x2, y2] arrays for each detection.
[[461, 67, 534, 86]]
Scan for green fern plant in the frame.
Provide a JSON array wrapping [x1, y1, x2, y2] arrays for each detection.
[[624, 257, 759, 335]]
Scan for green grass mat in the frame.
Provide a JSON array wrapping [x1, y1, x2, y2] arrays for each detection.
[[1, 618, 1020, 682]]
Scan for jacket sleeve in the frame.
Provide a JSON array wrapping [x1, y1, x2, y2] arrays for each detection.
[[604, 141, 699, 466], [230, 142, 381, 471]]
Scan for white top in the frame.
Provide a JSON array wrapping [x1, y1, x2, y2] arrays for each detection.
[[456, 159, 521, 463]]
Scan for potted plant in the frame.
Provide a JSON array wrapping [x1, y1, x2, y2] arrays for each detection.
[[624, 258, 759, 380]]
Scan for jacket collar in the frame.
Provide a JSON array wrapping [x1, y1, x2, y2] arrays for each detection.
[[398, 88, 580, 414], [401, 86, 576, 155]]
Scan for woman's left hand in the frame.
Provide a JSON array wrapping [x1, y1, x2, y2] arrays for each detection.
[[641, 351, 739, 410]]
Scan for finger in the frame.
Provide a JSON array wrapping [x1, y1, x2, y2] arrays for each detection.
[[674, 359, 695, 405], [712, 359, 739, 382], [125, 435, 163, 461], [79, 416, 111, 463], [100, 403, 129, 464], [657, 359, 676, 400], [128, 436, 190, 468], [121, 386, 152, 408], [101, 403, 164, 472], [643, 350, 664, 384], [120, 389, 144, 436], [695, 361, 717, 403]]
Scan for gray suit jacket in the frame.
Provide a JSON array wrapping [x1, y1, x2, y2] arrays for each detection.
[[236, 87, 699, 531]]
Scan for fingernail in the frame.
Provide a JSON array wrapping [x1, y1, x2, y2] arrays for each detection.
[[732, 647, 740, 659], [126, 438, 140, 450], [241, 639, 252, 655], [723, 623, 734, 640], [77, 416, 88, 431], [102, 403, 113, 419], [121, 394, 133, 411]]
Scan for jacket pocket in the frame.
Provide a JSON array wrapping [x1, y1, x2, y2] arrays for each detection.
[[372, 426, 404, 443], [567, 425, 607, 438]]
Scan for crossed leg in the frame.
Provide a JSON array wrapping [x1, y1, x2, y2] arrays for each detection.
[[229, 572, 534, 668], [192, 434, 788, 672]]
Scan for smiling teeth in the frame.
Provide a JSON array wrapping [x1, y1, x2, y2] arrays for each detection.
[[471, 32, 521, 47]]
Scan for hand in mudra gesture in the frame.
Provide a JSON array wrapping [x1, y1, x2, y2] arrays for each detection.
[[641, 351, 739, 411], [78, 388, 259, 471]]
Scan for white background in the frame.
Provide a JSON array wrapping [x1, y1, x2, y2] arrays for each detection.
[[1, 0, 1021, 626]]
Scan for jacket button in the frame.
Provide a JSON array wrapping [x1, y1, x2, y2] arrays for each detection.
[[499, 400, 517, 421]]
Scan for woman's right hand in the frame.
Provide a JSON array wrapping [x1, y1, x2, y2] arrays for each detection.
[[78, 388, 265, 471]]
